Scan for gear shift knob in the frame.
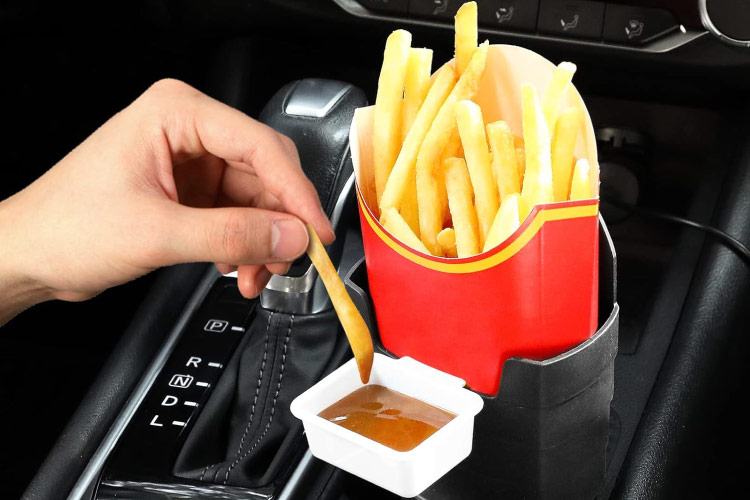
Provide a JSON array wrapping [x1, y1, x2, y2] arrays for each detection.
[[257, 79, 367, 314]]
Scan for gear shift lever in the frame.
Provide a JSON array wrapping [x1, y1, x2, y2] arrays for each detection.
[[172, 79, 367, 491], [258, 79, 366, 314]]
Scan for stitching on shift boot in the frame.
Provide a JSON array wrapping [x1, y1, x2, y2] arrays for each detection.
[[223, 313, 294, 485], [234, 310, 274, 459], [198, 311, 275, 482]]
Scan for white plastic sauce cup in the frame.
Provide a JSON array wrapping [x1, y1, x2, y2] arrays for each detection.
[[290, 353, 485, 498]]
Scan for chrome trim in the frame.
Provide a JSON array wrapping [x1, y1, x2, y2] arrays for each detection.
[[285, 79, 352, 118], [329, 172, 356, 231], [333, 0, 707, 54], [264, 263, 317, 294], [699, 0, 750, 48], [275, 450, 315, 500], [98, 479, 269, 499], [66, 267, 220, 500]]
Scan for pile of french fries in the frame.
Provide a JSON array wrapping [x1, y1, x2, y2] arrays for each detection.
[[371, 1, 596, 258]]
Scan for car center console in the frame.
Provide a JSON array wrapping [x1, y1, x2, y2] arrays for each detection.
[[40, 76, 747, 500]]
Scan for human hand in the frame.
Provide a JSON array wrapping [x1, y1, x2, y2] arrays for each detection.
[[0, 79, 334, 322]]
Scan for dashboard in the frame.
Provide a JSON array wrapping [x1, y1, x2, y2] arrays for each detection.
[[338, 0, 703, 52]]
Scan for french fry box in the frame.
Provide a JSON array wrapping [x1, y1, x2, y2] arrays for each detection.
[[350, 45, 600, 395]]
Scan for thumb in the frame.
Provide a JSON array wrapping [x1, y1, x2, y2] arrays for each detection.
[[162, 205, 309, 266]]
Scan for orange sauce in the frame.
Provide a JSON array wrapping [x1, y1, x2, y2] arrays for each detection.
[[318, 385, 456, 451]]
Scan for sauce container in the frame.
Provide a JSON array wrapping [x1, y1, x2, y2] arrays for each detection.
[[290, 353, 484, 498]]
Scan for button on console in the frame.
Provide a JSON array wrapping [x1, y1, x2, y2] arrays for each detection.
[[478, 0, 540, 32], [538, 0, 605, 40], [409, 0, 461, 21], [603, 4, 679, 45]]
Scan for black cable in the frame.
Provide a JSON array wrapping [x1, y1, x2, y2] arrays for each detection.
[[601, 198, 750, 264]]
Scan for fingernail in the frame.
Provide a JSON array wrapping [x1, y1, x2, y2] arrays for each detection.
[[271, 219, 309, 261]]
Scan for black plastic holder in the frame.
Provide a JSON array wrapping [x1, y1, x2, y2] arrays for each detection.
[[344, 216, 618, 500]]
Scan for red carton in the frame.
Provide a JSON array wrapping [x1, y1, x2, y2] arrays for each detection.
[[351, 45, 600, 395]]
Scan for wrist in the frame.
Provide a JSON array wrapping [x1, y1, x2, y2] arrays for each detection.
[[0, 198, 54, 325]]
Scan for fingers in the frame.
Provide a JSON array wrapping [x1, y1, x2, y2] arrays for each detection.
[[163, 204, 310, 266], [146, 79, 335, 245], [214, 261, 290, 299], [265, 261, 291, 275], [219, 166, 284, 212], [215, 263, 238, 275], [231, 261, 291, 299], [237, 265, 272, 299]]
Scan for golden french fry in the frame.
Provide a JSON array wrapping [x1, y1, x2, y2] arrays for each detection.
[[437, 227, 458, 258], [373, 29, 412, 207], [520, 84, 554, 221], [516, 146, 526, 184], [381, 207, 431, 254], [399, 168, 420, 237], [402, 48, 433, 141], [443, 157, 480, 257], [569, 158, 594, 200], [487, 120, 521, 204], [437, 161, 451, 227], [438, 129, 462, 225], [380, 64, 456, 214], [416, 41, 488, 255], [429, 60, 454, 89], [415, 160, 444, 256], [456, 100, 499, 248], [306, 225, 373, 383], [455, 1, 477, 76], [483, 193, 521, 252], [542, 61, 576, 133], [551, 107, 582, 202]]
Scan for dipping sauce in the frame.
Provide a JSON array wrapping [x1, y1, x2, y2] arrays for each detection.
[[318, 385, 456, 451]]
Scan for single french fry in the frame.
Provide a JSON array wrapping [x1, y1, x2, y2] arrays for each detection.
[[551, 107, 582, 202], [306, 224, 373, 383], [381, 207, 431, 254], [483, 193, 521, 252], [516, 146, 526, 184], [380, 64, 456, 214], [399, 168, 420, 237], [437, 227, 458, 258], [542, 61, 576, 133], [443, 157, 480, 257], [520, 84, 554, 221], [455, 1, 477, 76], [456, 100, 499, 248], [415, 160, 444, 256], [402, 48, 433, 141], [438, 129, 462, 224], [487, 120, 521, 204], [569, 158, 594, 200], [429, 60, 455, 89], [437, 161, 451, 227], [416, 41, 488, 254], [373, 29, 412, 207]]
